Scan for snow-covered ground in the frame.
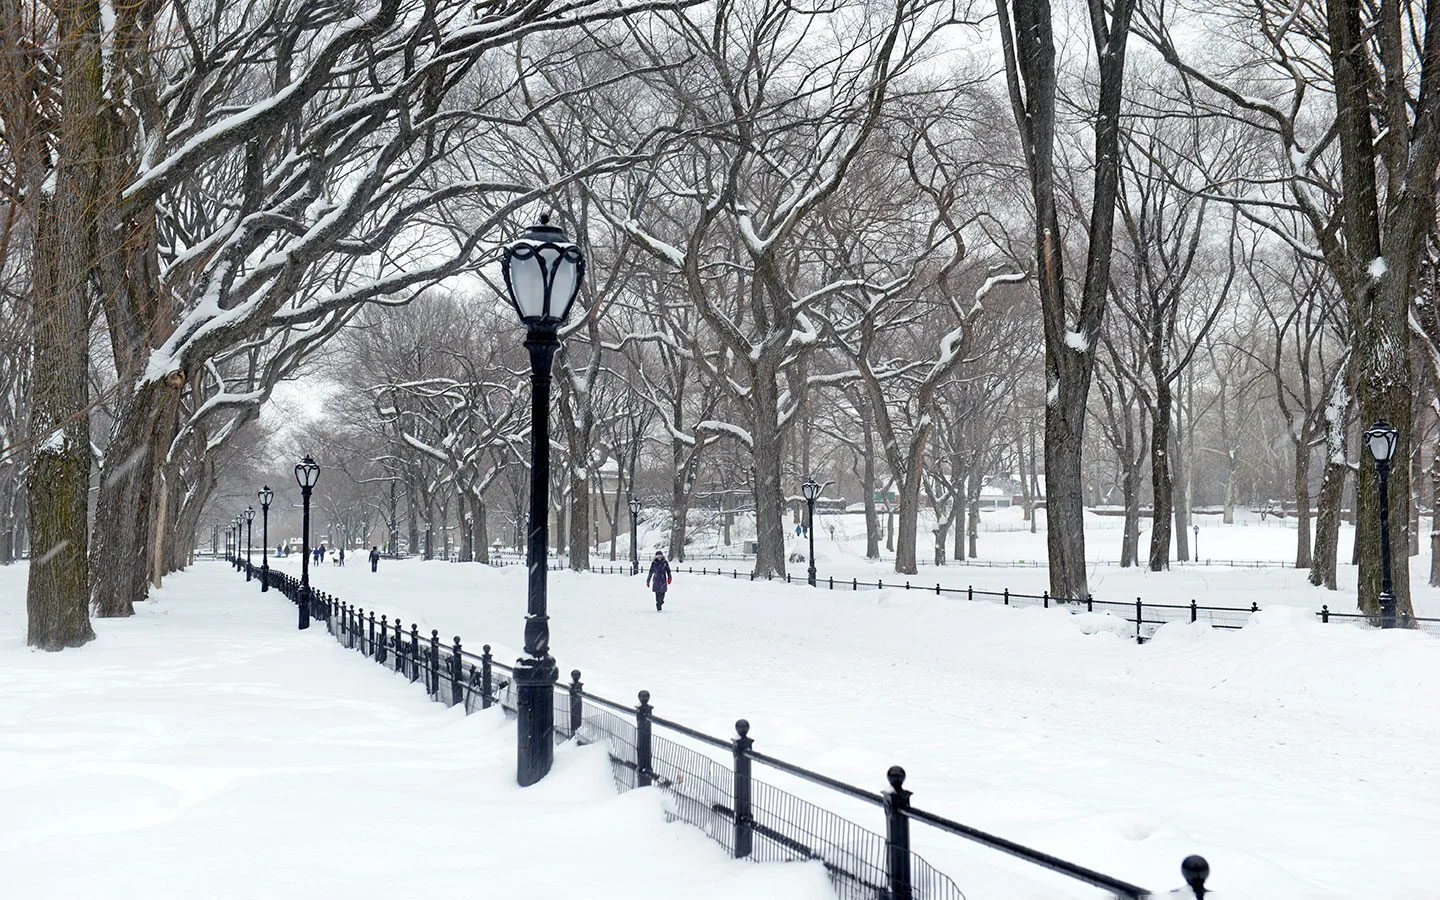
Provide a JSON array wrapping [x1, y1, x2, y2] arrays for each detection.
[[587, 505, 1438, 618], [265, 540, 1440, 899], [0, 564, 832, 900]]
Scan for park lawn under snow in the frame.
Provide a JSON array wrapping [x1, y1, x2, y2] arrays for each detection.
[[0, 564, 832, 900], [271, 544, 1440, 900]]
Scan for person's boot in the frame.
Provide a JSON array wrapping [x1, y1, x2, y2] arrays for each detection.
[[656, 596, 664, 611]]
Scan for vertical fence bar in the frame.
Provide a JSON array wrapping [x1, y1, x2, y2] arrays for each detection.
[[635, 690, 653, 788], [409, 624, 421, 681], [569, 670, 584, 736], [451, 637, 464, 706], [732, 719, 754, 859], [378, 615, 388, 664], [429, 629, 441, 696], [481, 645, 493, 709], [1136, 598, 1143, 644], [883, 766, 913, 900], [368, 611, 376, 656], [395, 619, 404, 673]]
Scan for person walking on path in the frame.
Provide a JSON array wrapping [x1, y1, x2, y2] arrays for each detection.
[[338, 547, 345, 566], [647, 550, 672, 611], [369, 546, 380, 572]]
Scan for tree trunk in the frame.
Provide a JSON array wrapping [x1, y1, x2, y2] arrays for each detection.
[[23, 0, 107, 650], [934, 522, 948, 566], [1432, 422, 1439, 586], [750, 364, 787, 578], [892, 429, 931, 576], [1120, 457, 1142, 568], [92, 381, 177, 616], [1147, 378, 1173, 570], [861, 442, 880, 559], [967, 474, 981, 559], [1294, 440, 1314, 568], [567, 477, 589, 570]]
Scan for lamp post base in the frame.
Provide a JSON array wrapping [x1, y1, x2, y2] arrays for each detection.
[[514, 655, 559, 786], [261, 564, 269, 592]]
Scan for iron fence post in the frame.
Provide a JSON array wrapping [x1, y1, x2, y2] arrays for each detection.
[[569, 670, 584, 736], [1003, 588, 1009, 606], [368, 611, 376, 656], [481, 645, 493, 709], [967, 585, 972, 603], [378, 615, 388, 664], [1043, 590, 1049, 608], [1190, 600, 1197, 623], [451, 637, 464, 706], [1136, 598, 1143, 644], [636, 690, 653, 788], [430, 629, 441, 696], [394, 619, 404, 673], [883, 766, 913, 900], [732, 719, 754, 859], [1181, 855, 1209, 898], [1321, 604, 1329, 623], [1086, 593, 1093, 613]]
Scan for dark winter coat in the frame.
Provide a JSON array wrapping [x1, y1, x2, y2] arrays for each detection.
[[647, 558, 672, 593]]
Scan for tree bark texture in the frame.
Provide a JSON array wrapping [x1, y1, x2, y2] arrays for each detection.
[[23, 0, 103, 650]]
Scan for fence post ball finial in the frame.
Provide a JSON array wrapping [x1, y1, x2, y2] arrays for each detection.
[[735, 718, 750, 738], [1181, 855, 1209, 897], [887, 765, 906, 791]]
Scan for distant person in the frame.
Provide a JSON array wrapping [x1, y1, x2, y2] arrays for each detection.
[[338, 547, 345, 566], [647, 550, 672, 611], [369, 546, 380, 572]]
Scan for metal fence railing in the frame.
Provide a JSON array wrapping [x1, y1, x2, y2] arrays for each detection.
[[232, 553, 1214, 899], [478, 560, 1437, 641]]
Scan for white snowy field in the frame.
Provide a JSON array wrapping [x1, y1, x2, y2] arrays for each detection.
[[609, 506, 1439, 619], [0, 564, 833, 900], [268, 546, 1440, 899]]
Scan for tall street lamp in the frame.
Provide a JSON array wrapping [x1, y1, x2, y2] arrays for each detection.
[[295, 455, 321, 630], [802, 477, 821, 587], [628, 497, 642, 576], [244, 507, 255, 580], [465, 511, 474, 562], [500, 213, 585, 786], [1364, 420, 1399, 628], [258, 486, 273, 592], [233, 515, 244, 571]]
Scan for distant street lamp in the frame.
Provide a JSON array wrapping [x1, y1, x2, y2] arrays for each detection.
[[802, 477, 821, 587], [1363, 420, 1399, 628], [1192, 524, 1199, 562], [628, 497, 642, 576], [233, 515, 244, 571], [465, 511, 475, 562], [500, 212, 585, 786], [258, 486, 274, 592], [295, 455, 321, 630], [244, 507, 255, 581]]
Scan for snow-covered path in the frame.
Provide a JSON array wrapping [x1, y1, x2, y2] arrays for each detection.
[[274, 553, 1440, 899], [0, 564, 831, 900]]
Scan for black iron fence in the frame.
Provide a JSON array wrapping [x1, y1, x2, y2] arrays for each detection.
[[481, 559, 1440, 641], [235, 555, 1212, 899]]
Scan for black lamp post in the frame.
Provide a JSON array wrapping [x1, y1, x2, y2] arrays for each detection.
[[224, 524, 230, 562], [628, 497, 642, 576], [295, 455, 321, 630], [465, 512, 474, 562], [802, 477, 821, 587], [1364, 420, 1399, 628], [244, 507, 255, 580], [258, 486, 273, 591], [233, 516, 243, 570], [1192, 524, 1199, 561], [500, 213, 585, 786]]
